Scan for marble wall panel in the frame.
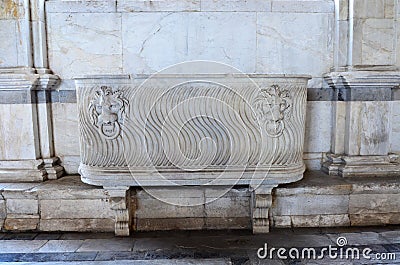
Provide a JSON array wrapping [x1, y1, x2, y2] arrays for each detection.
[[122, 12, 257, 73], [271, 0, 334, 13], [391, 101, 400, 152], [304, 102, 332, 153], [0, 104, 38, 160], [52, 103, 80, 157], [201, 0, 270, 11], [0, 20, 18, 67], [256, 12, 334, 86], [47, 13, 123, 79], [353, 18, 395, 66], [46, 0, 117, 13], [117, 0, 200, 12], [345, 101, 391, 156]]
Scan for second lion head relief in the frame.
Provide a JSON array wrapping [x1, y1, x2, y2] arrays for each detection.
[[253, 84, 292, 138], [88, 86, 129, 140]]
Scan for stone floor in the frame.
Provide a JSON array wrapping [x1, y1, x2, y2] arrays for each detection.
[[0, 226, 399, 264]]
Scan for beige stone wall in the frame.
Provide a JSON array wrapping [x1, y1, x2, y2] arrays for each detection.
[[1, 174, 399, 232]]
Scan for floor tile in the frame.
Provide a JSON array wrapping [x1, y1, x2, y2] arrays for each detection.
[[327, 232, 391, 246], [2, 233, 38, 240], [0, 253, 25, 262], [1, 259, 232, 264], [37, 240, 84, 253], [380, 230, 400, 244], [94, 252, 146, 261], [59, 233, 115, 240], [383, 243, 400, 252], [0, 240, 48, 253], [77, 238, 134, 252], [34, 233, 62, 240], [260, 234, 334, 248]]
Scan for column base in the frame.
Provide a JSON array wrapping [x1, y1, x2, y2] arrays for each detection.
[[250, 185, 277, 234], [0, 159, 47, 182], [0, 157, 64, 182], [44, 157, 64, 180], [322, 153, 400, 177]]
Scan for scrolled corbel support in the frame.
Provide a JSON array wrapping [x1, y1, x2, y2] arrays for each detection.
[[250, 184, 277, 234], [105, 186, 131, 236]]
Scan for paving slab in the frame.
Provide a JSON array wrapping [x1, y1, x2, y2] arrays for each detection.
[[2, 233, 38, 240], [0, 240, 48, 253], [258, 234, 334, 248], [0, 259, 232, 265], [327, 232, 391, 246], [14, 252, 98, 262], [246, 250, 286, 265], [380, 230, 400, 244], [34, 233, 62, 240], [94, 252, 147, 261], [0, 227, 399, 264], [0, 253, 25, 262], [60, 233, 115, 240], [77, 238, 134, 252], [37, 240, 84, 253], [133, 238, 180, 252]]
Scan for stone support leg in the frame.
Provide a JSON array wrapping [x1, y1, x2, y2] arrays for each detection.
[[250, 184, 277, 234], [105, 187, 131, 236]]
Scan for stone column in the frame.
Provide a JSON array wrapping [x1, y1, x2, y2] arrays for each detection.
[[323, 72, 400, 177], [250, 184, 277, 233], [323, 0, 400, 177], [0, 0, 64, 182], [105, 187, 132, 236]]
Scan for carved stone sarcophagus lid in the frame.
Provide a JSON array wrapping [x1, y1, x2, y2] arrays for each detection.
[[75, 73, 310, 188]]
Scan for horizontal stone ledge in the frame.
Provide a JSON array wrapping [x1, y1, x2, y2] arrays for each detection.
[[350, 213, 400, 226], [135, 217, 250, 231], [273, 214, 350, 228], [0, 90, 77, 104], [39, 218, 114, 232], [40, 199, 114, 219], [271, 1, 334, 13], [46, 0, 117, 13], [44, 0, 334, 13], [1, 88, 399, 104], [1, 171, 400, 232]]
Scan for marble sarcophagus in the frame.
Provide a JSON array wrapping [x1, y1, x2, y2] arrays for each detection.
[[75, 73, 310, 235]]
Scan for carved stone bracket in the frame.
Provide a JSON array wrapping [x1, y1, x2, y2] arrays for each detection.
[[250, 184, 277, 233], [105, 187, 131, 236]]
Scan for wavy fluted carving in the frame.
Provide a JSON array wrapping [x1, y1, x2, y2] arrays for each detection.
[[77, 78, 307, 172]]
